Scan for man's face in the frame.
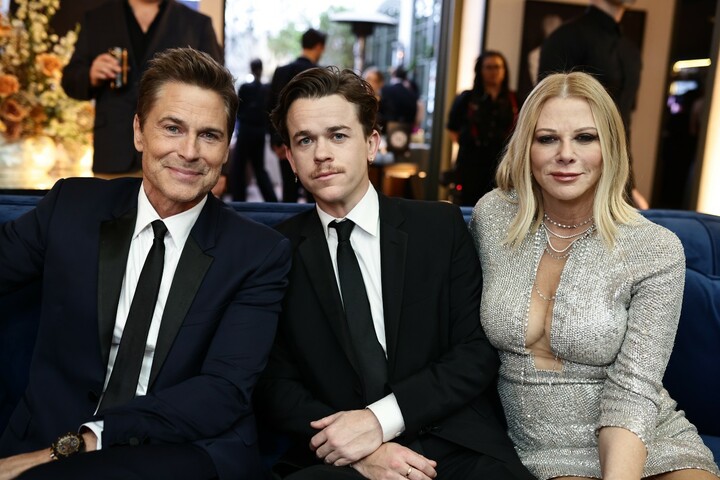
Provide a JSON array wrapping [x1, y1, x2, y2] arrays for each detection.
[[285, 94, 379, 218], [134, 81, 229, 218]]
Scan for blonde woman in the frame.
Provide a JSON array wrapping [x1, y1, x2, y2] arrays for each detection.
[[470, 71, 719, 479]]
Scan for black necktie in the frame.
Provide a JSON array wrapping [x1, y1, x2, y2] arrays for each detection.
[[99, 220, 168, 411], [330, 220, 388, 403]]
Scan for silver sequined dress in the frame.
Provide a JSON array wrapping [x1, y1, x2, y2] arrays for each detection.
[[470, 190, 720, 479]]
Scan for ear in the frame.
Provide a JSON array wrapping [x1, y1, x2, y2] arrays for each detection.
[[367, 129, 381, 162], [285, 145, 297, 174], [133, 115, 144, 152]]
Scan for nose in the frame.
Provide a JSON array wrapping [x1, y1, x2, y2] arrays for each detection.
[[178, 136, 200, 161], [557, 139, 575, 164], [314, 138, 332, 163]]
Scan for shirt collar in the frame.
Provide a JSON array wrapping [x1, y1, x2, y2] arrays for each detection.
[[317, 183, 379, 239], [134, 183, 207, 249]]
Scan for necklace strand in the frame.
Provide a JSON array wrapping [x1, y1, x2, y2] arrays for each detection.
[[544, 213, 593, 229], [543, 222, 594, 239], [534, 282, 556, 301]]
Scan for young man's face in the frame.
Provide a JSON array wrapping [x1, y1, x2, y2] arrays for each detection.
[[134, 81, 229, 218], [285, 94, 379, 218]]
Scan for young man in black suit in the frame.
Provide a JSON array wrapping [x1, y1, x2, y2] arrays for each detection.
[[0, 48, 290, 480], [254, 67, 533, 480]]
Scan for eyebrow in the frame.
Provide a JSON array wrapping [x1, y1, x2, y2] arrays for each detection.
[[291, 124, 351, 140], [534, 126, 598, 133]]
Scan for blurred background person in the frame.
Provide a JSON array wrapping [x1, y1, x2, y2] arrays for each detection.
[[471, 71, 719, 480], [447, 51, 518, 206], [62, 0, 222, 177], [268, 28, 327, 202], [231, 58, 278, 202], [538, 0, 648, 209]]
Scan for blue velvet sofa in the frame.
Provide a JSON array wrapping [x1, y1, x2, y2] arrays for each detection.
[[1, 194, 718, 468]]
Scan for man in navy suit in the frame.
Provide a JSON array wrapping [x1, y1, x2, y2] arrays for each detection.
[[62, 0, 222, 175], [0, 48, 290, 480], [254, 67, 533, 479]]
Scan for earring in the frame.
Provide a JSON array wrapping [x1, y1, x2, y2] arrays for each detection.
[[368, 157, 374, 165], [294, 173, 298, 183]]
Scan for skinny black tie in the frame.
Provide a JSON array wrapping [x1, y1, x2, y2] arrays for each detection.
[[99, 220, 168, 411], [330, 220, 388, 403]]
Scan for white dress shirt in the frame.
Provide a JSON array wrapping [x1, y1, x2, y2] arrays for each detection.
[[85, 185, 206, 447], [316, 183, 405, 442]]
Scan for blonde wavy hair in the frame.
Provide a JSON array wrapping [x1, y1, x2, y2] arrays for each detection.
[[495, 71, 639, 248]]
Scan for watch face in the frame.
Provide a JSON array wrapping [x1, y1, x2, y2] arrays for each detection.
[[53, 433, 83, 458]]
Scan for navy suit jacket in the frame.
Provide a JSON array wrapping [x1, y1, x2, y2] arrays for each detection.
[[255, 195, 520, 469], [0, 178, 291, 479], [61, 1, 222, 173]]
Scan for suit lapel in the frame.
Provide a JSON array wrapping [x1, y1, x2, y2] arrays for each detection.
[[378, 196, 407, 373], [149, 195, 215, 386], [97, 197, 139, 365], [296, 211, 361, 374]]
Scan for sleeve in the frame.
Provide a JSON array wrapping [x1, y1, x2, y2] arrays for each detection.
[[61, 13, 95, 101], [389, 206, 500, 435], [196, 16, 223, 64], [253, 321, 337, 438], [597, 230, 686, 445], [100, 236, 292, 446], [0, 180, 65, 294], [446, 92, 467, 133]]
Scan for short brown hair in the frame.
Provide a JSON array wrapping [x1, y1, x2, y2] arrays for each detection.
[[136, 47, 238, 143], [271, 66, 378, 146]]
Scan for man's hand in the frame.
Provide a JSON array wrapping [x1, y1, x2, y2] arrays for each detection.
[[351, 442, 437, 480], [310, 409, 383, 466], [0, 449, 53, 480], [89, 53, 122, 87]]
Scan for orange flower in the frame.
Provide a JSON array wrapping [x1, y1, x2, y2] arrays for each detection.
[[2, 120, 23, 141], [29, 105, 47, 124], [36, 53, 63, 78], [0, 98, 30, 123], [0, 74, 20, 97]]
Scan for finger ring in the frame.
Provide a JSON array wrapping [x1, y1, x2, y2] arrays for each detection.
[[406, 467, 413, 477]]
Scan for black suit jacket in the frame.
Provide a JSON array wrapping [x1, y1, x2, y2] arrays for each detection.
[[255, 195, 519, 467], [61, 0, 222, 173], [0, 178, 291, 479], [267, 56, 316, 146]]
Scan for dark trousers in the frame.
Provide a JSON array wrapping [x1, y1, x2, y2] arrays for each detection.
[[282, 436, 534, 480], [18, 443, 217, 480], [232, 129, 278, 202]]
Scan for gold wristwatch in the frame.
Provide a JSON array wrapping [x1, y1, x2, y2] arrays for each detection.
[[50, 432, 85, 460]]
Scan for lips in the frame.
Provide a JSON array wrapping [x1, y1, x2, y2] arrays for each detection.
[[550, 172, 580, 182], [313, 169, 341, 180]]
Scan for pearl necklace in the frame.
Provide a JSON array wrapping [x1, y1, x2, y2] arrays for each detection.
[[544, 213, 594, 229]]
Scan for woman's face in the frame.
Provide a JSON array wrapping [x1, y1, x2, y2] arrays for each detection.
[[481, 55, 506, 87], [530, 96, 603, 213]]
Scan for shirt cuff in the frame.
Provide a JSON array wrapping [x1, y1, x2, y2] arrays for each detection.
[[367, 393, 405, 442], [81, 420, 104, 450]]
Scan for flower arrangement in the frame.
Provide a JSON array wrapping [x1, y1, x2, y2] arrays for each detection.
[[0, 0, 93, 146]]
